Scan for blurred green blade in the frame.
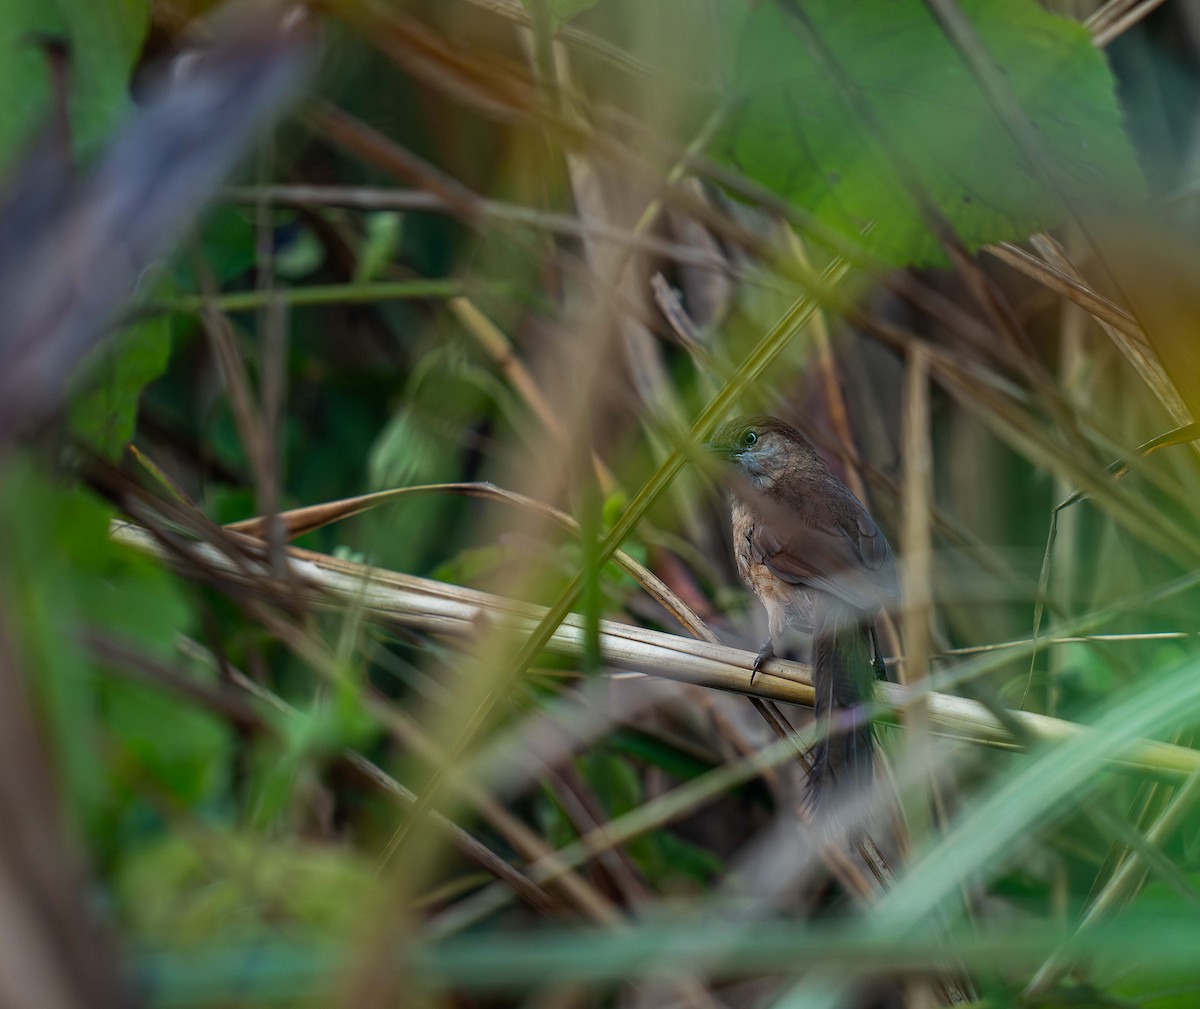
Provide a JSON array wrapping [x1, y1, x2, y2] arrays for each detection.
[[0, 5, 314, 442]]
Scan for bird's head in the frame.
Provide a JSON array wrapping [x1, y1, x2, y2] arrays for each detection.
[[706, 414, 813, 489]]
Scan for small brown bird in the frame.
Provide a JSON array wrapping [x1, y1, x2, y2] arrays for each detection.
[[709, 414, 898, 806]]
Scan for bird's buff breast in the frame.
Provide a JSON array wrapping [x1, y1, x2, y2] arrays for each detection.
[[730, 499, 811, 626]]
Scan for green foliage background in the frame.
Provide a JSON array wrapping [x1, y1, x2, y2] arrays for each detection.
[[3, 1, 1200, 1007]]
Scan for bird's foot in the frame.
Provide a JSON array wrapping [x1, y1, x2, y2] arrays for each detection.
[[750, 640, 775, 687], [872, 651, 887, 681], [869, 628, 888, 681]]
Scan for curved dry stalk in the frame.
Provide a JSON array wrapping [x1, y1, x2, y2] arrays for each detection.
[[109, 520, 1200, 780], [225, 481, 715, 643], [227, 480, 894, 887]]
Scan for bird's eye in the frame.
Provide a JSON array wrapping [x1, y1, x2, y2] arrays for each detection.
[[743, 431, 757, 446]]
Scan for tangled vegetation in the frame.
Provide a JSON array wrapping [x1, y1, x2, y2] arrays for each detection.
[[1, 1, 1199, 1007]]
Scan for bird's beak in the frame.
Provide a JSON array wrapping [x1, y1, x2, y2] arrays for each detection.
[[704, 440, 736, 459]]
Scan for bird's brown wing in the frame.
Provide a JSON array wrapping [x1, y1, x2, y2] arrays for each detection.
[[748, 491, 897, 612], [843, 507, 898, 602]]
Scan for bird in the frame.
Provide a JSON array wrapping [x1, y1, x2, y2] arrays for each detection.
[[707, 414, 898, 808]]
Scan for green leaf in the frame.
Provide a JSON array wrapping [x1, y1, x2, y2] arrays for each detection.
[[609, 728, 716, 781], [367, 407, 447, 490], [649, 831, 722, 887], [586, 749, 644, 818], [244, 683, 375, 831], [576, 749, 722, 888], [0, 459, 192, 842], [69, 301, 173, 458], [430, 543, 511, 585], [1099, 882, 1200, 1009], [0, 0, 150, 170], [275, 221, 324, 279], [1047, 642, 1117, 718], [718, 0, 1144, 265], [353, 211, 404, 283], [193, 205, 258, 285], [99, 672, 231, 807], [367, 354, 502, 489]]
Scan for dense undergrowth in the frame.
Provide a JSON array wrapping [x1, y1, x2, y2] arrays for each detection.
[[1, 1, 1199, 1007]]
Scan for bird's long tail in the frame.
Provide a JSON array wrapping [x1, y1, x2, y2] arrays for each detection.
[[808, 597, 878, 812]]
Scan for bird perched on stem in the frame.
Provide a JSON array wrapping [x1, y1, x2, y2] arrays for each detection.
[[708, 414, 898, 809]]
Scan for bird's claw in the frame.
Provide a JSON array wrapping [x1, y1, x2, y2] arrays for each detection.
[[750, 640, 775, 687], [872, 651, 887, 681], [869, 628, 888, 681]]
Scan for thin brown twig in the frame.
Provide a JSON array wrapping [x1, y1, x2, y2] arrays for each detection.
[[306, 103, 484, 224], [84, 487, 599, 926], [370, 698, 624, 925], [220, 185, 734, 271], [448, 300, 619, 495], [461, 0, 682, 86], [0, 613, 128, 1009], [188, 248, 268, 476], [544, 764, 651, 906]]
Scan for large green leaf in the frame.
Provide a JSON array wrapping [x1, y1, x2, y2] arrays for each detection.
[[718, 0, 1144, 265], [0, 0, 150, 170]]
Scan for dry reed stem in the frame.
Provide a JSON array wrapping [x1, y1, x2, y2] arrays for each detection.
[[109, 521, 1200, 780]]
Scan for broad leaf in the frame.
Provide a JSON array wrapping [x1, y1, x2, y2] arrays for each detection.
[[718, 0, 1144, 265]]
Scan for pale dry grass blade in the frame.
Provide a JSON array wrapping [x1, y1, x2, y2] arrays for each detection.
[[985, 241, 1144, 348], [221, 184, 732, 268], [1090, 0, 1171, 47], [900, 345, 937, 846]]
